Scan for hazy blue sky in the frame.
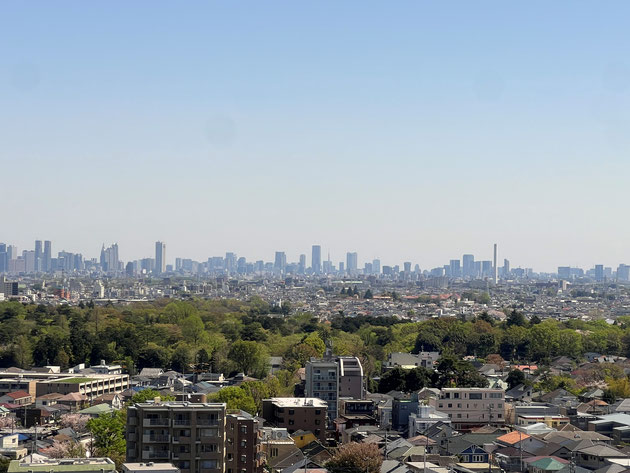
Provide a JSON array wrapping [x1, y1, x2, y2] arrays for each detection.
[[2, 1, 630, 271]]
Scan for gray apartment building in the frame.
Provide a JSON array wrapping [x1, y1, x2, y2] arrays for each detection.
[[305, 354, 364, 427], [433, 387, 505, 431], [126, 401, 226, 473]]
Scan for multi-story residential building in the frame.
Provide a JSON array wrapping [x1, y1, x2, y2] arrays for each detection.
[[35, 373, 129, 398], [262, 398, 327, 442], [383, 352, 440, 370], [126, 401, 226, 473], [226, 411, 264, 473], [433, 388, 505, 431], [305, 354, 364, 427], [0, 379, 38, 398]]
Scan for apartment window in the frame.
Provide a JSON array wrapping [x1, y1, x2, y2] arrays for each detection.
[[454, 393, 460, 399], [457, 403, 462, 408], [448, 404, 452, 408], [457, 414, 462, 418], [201, 460, 218, 469], [240, 455, 247, 463], [288, 409, 295, 415], [473, 455, 485, 462], [498, 414, 503, 418], [289, 419, 294, 425], [498, 403, 503, 408], [315, 420, 320, 425], [438, 404, 443, 408], [469, 393, 482, 400], [240, 425, 247, 433], [315, 410, 321, 415], [202, 444, 218, 453], [490, 393, 502, 398], [240, 440, 247, 447], [271, 448, 279, 457], [178, 462, 190, 469]]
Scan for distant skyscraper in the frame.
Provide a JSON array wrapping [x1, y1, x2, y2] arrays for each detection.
[[43, 240, 52, 272], [493, 243, 498, 284], [0, 243, 7, 273], [595, 264, 604, 282], [298, 254, 306, 274], [372, 259, 381, 275], [34, 240, 42, 272], [274, 251, 286, 273], [462, 254, 475, 278], [404, 262, 412, 273], [618, 264, 630, 282], [155, 241, 166, 274], [312, 245, 322, 274], [225, 252, 237, 273], [503, 258, 510, 277], [449, 259, 461, 278], [346, 252, 358, 275]]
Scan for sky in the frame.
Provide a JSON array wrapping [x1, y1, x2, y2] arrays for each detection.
[[2, 1, 630, 272]]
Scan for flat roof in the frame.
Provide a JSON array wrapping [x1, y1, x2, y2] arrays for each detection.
[[122, 463, 179, 472], [9, 458, 115, 473], [132, 401, 226, 409], [268, 397, 327, 408]]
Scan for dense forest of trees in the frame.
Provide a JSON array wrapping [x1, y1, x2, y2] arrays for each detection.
[[2, 298, 630, 389]]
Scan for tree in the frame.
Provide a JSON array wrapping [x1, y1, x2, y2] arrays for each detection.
[[606, 377, 630, 399], [129, 389, 175, 405], [59, 413, 90, 433], [211, 387, 257, 414], [506, 369, 526, 390], [87, 411, 126, 468], [364, 289, 373, 299], [326, 442, 382, 473], [181, 314, 206, 348], [45, 440, 86, 459], [507, 310, 527, 327], [228, 341, 269, 376]]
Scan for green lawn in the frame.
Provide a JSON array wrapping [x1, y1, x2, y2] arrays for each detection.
[[62, 377, 95, 383]]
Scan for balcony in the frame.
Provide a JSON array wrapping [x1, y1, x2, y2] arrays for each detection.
[[312, 375, 336, 381], [196, 418, 220, 426], [143, 434, 170, 443], [144, 418, 169, 427], [142, 451, 170, 460], [173, 419, 191, 426]]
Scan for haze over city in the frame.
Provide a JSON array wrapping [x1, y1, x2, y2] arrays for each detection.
[[4, 1, 630, 271]]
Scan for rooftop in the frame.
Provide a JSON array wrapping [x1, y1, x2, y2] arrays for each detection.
[[8, 458, 115, 473], [268, 397, 327, 408]]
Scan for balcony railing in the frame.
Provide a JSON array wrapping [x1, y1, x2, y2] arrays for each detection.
[[144, 418, 169, 426], [196, 419, 219, 426], [142, 451, 170, 460], [143, 434, 170, 443], [173, 419, 191, 426]]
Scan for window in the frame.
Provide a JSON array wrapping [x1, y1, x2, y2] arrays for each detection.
[[469, 393, 482, 400], [240, 455, 247, 463], [315, 420, 320, 425], [240, 425, 247, 433], [289, 419, 294, 425], [438, 404, 443, 408], [201, 460, 218, 469], [288, 409, 295, 415], [457, 403, 462, 408], [454, 393, 460, 399], [448, 404, 452, 408], [457, 414, 461, 418], [315, 410, 321, 415], [473, 455, 485, 462]]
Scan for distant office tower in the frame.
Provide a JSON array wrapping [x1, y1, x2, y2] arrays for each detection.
[[462, 254, 475, 278], [155, 241, 166, 274], [503, 258, 510, 277], [482, 260, 492, 278], [34, 240, 42, 272], [175, 258, 183, 271], [43, 240, 51, 272], [0, 243, 7, 273], [493, 243, 498, 284], [372, 259, 381, 275], [298, 254, 306, 274], [346, 252, 358, 275], [449, 259, 461, 278], [24, 250, 36, 273], [339, 262, 345, 273], [558, 266, 571, 280], [224, 252, 237, 273], [595, 264, 604, 282], [404, 262, 412, 274], [618, 264, 630, 282], [274, 252, 286, 273], [311, 245, 322, 274]]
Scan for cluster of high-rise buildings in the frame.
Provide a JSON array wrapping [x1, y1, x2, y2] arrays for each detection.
[[2, 239, 630, 283]]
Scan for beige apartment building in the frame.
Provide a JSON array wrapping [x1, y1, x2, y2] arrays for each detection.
[[262, 398, 327, 442], [126, 401, 226, 473], [433, 388, 506, 431]]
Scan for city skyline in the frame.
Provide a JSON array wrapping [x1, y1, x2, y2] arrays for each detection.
[[1, 237, 629, 275]]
